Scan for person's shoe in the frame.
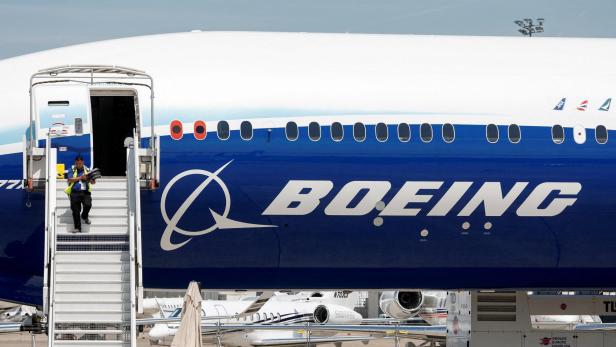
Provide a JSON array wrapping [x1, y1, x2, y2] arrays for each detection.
[[82, 218, 91, 225], [74, 228, 81, 233]]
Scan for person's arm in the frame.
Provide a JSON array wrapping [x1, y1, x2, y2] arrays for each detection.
[[67, 174, 87, 183]]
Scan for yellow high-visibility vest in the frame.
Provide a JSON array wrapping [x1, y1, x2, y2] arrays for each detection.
[[64, 166, 91, 196]]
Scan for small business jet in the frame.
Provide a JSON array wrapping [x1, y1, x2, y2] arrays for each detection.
[[145, 291, 368, 346]]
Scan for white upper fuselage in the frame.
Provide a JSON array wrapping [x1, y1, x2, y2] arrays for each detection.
[[1, 31, 615, 153]]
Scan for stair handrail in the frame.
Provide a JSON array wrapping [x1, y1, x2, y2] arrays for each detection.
[[43, 133, 57, 347], [126, 130, 142, 346], [128, 130, 144, 309], [134, 136, 144, 312]]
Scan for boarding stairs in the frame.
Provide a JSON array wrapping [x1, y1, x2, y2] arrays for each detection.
[[43, 139, 144, 347]]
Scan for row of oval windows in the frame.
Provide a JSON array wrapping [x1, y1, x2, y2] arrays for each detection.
[[171, 120, 610, 144]]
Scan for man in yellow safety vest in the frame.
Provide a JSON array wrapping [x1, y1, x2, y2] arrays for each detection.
[[65, 155, 96, 232]]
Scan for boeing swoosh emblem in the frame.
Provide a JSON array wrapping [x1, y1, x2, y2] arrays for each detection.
[[160, 160, 276, 251]]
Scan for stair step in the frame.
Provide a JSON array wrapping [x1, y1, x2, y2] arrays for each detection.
[[56, 224, 129, 234], [55, 252, 129, 262], [56, 262, 130, 273], [56, 181, 128, 190], [53, 311, 131, 323], [55, 244, 128, 252], [57, 234, 129, 242], [56, 208, 129, 218], [56, 199, 128, 208], [54, 329, 124, 334], [56, 190, 128, 199], [55, 271, 129, 282], [54, 297, 126, 304], [56, 185, 128, 190], [50, 342, 129, 347], [56, 184, 127, 190], [55, 281, 129, 292], [54, 301, 130, 312], [55, 196, 129, 201], [57, 216, 128, 225], [55, 292, 129, 301], [55, 240, 129, 246]]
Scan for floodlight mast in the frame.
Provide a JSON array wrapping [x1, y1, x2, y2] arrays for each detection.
[[514, 18, 545, 37]]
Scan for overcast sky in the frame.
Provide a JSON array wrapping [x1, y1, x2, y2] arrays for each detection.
[[1, 0, 614, 59]]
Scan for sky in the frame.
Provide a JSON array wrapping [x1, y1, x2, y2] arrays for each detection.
[[0, 0, 615, 59]]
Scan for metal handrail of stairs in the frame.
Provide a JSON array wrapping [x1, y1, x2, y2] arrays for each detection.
[[43, 133, 57, 347], [127, 130, 143, 346]]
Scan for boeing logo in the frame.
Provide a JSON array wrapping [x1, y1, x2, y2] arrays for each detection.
[[263, 181, 582, 218], [160, 161, 276, 251]]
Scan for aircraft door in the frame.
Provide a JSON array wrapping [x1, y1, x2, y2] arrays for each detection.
[[30, 84, 93, 178], [214, 304, 229, 317]]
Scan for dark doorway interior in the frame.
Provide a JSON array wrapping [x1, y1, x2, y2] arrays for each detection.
[[91, 95, 136, 176]]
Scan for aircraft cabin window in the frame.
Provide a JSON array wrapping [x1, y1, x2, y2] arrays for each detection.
[[552, 124, 565, 144], [331, 122, 344, 141], [397, 123, 410, 142], [420, 123, 433, 143], [508, 124, 521, 143], [442, 123, 455, 143], [309, 122, 321, 141], [217, 121, 230, 140], [376, 122, 388, 142], [353, 122, 366, 142], [286, 121, 298, 141], [170, 120, 183, 140], [240, 121, 253, 140], [194, 120, 206, 140], [596, 125, 608, 144], [486, 124, 499, 143]]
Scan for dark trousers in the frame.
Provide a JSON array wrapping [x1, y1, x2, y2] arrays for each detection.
[[70, 191, 92, 229]]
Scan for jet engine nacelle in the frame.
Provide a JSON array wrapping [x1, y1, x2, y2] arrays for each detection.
[[379, 291, 424, 319], [312, 304, 362, 324]]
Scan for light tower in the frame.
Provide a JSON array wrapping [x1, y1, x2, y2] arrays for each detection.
[[514, 18, 545, 37]]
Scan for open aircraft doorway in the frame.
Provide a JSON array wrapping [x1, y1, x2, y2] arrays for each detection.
[[90, 91, 138, 176]]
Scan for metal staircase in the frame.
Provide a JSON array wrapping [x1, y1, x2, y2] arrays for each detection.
[[23, 65, 159, 347], [43, 139, 144, 347]]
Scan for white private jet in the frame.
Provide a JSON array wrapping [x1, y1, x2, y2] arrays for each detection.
[[145, 291, 370, 346]]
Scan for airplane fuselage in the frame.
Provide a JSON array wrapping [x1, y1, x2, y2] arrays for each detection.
[[1, 32, 616, 305]]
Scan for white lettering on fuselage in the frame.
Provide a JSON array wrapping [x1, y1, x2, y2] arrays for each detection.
[[0, 180, 23, 189], [262, 181, 581, 217]]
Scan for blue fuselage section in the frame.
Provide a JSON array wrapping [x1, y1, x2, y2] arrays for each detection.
[[1, 123, 615, 305]]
